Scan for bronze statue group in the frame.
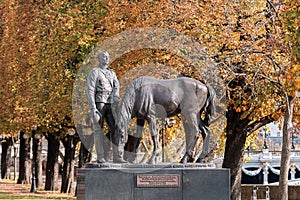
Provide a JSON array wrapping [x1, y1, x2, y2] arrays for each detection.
[[86, 51, 216, 164]]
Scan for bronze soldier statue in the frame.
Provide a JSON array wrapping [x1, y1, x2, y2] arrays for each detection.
[[86, 50, 127, 163]]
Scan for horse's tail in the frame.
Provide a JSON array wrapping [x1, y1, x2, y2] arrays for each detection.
[[203, 85, 216, 126]]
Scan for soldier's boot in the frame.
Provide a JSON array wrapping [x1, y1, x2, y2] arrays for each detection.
[[95, 145, 106, 163], [104, 133, 113, 161], [113, 144, 128, 163], [97, 157, 106, 163], [95, 147, 106, 163], [94, 130, 106, 163]]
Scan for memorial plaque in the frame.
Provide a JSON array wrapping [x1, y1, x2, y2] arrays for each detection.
[[136, 174, 180, 188]]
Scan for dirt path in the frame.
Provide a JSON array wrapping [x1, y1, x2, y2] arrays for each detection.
[[0, 180, 75, 199]]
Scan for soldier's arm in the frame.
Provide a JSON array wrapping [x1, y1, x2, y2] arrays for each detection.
[[112, 72, 120, 102], [86, 70, 98, 110]]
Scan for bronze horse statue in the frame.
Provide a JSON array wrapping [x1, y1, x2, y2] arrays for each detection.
[[116, 76, 216, 164]]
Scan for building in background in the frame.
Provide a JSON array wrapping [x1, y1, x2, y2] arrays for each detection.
[[242, 122, 300, 185]]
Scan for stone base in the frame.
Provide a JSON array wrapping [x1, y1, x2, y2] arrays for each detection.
[[76, 163, 230, 200]]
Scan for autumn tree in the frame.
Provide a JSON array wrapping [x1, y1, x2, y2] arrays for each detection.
[[0, 0, 106, 191], [97, 1, 298, 199], [277, 1, 300, 199], [213, 1, 297, 199], [0, 0, 43, 184], [0, 1, 298, 198], [30, 0, 107, 192]]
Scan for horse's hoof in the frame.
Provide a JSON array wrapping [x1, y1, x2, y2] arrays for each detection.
[[147, 157, 156, 164], [147, 151, 159, 164], [180, 156, 187, 164], [147, 156, 157, 164]]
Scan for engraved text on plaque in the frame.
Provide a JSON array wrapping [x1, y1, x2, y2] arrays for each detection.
[[136, 174, 180, 188]]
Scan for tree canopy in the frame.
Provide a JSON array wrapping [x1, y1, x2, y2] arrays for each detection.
[[0, 0, 299, 198]]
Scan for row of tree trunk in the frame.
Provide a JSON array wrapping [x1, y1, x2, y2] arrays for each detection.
[[0, 131, 90, 193]]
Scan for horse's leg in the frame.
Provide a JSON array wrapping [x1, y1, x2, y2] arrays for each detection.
[[180, 113, 200, 164], [196, 120, 211, 163], [180, 135, 199, 163], [126, 119, 145, 163], [147, 117, 159, 164]]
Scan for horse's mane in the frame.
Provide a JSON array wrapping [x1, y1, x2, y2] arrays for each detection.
[[117, 76, 146, 128]]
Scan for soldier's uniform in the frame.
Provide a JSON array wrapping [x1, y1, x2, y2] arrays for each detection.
[[86, 67, 119, 106], [86, 66, 126, 163]]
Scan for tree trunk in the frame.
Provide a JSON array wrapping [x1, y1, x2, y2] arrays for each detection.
[[222, 106, 248, 200], [78, 124, 93, 168], [32, 129, 43, 188], [45, 134, 60, 191], [222, 129, 247, 200], [1, 137, 12, 179], [78, 141, 92, 168], [54, 161, 59, 190], [279, 95, 294, 200], [13, 139, 18, 181], [5, 138, 12, 180], [35, 136, 43, 188], [17, 132, 31, 184], [61, 134, 80, 193]]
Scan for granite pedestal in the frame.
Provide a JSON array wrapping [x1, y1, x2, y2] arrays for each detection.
[[76, 163, 230, 200]]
